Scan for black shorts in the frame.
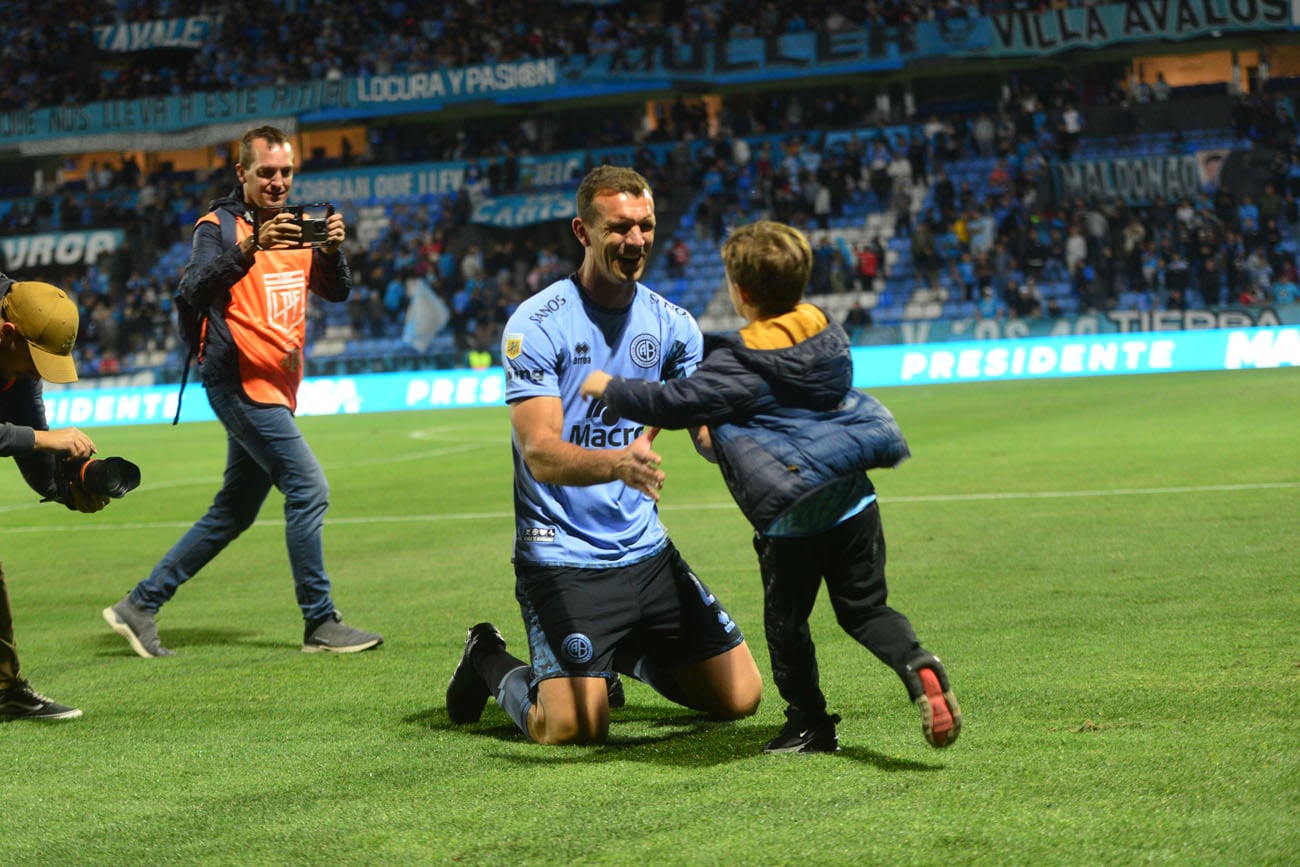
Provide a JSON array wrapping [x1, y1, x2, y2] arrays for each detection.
[[514, 541, 744, 685]]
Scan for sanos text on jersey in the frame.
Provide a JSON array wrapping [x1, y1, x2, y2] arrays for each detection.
[[530, 293, 566, 325]]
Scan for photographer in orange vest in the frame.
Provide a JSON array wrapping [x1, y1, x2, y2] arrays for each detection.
[[104, 126, 382, 657]]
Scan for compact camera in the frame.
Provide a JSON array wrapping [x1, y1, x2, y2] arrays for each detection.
[[257, 203, 335, 248]]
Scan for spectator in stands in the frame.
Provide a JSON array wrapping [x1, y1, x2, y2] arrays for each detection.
[[104, 125, 382, 659], [1243, 249, 1273, 301], [932, 168, 956, 218], [971, 113, 996, 159], [384, 269, 410, 326], [887, 147, 912, 200], [1153, 73, 1171, 102], [867, 138, 892, 207], [911, 219, 938, 285], [1121, 214, 1147, 287], [667, 236, 691, 278], [976, 285, 1005, 320], [891, 178, 914, 238], [1147, 195, 1175, 238], [1258, 184, 1284, 228], [906, 133, 929, 186], [967, 206, 995, 258], [856, 240, 881, 290], [812, 177, 833, 229], [1096, 244, 1122, 309], [1140, 241, 1162, 292], [954, 251, 978, 301], [1237, 196, 1260, 232], [1261, 216, 1288, 272], [1167, 250, 1195, 306], [844, 299, 874, 333], [1008, 277, 1042, 319], [1058, 103, 1083, 159], [1273, 271, 1299, 305], [987, 159, 1011, 196]]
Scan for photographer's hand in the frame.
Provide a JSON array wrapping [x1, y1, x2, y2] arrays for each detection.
[[257, 212, 302, 250], [67, 482, 109, 514], [34, 428, 96, 459], [323, 212, 346, 255]]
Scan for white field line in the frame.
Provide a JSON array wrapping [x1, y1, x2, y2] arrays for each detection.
[[0, 480, 1293, 533]]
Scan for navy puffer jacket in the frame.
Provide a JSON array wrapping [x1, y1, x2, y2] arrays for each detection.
[[601, 308, 910, 532]]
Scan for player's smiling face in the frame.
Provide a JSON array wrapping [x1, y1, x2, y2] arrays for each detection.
[[583, 189, 655, 294]]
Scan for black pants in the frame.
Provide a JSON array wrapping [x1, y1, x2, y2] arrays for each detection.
[[754, 502, 921, 719], [0, 563, 20, 688]]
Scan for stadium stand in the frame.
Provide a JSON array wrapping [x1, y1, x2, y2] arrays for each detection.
[[2, 3, 1299, 382]]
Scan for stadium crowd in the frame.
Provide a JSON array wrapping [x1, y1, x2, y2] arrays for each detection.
[[4, 0, 1103, 112], [2, 2, 1299, 379]]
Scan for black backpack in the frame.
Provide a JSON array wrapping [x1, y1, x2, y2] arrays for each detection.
[[173, 209, 237, 424]]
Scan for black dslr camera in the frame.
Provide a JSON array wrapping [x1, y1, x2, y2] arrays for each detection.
[[256, 203, 335, 248], [49, 456, 142, 506]]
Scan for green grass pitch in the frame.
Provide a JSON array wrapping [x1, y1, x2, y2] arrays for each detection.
[[2, 368, 1297, 864]]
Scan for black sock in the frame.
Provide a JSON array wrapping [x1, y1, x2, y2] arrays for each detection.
[[475, 646, 528, 693]]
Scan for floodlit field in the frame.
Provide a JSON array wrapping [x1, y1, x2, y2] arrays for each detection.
[[3, 368, 1297, 864]]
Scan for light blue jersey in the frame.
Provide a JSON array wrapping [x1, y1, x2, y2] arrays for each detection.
[[503, 276, 701, 568]]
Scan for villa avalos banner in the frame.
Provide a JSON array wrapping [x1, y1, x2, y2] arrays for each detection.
[[916, 0, 1290, 57]]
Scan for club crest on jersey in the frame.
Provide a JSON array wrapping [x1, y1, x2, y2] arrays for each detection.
[[630, 333, 659, 368], [505, 333, 524, 360]]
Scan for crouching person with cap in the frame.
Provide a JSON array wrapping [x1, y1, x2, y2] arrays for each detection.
[[0, 274, 108, 721]]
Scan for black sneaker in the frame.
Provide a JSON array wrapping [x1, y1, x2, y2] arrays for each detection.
[[607, 673, 626, 709], [0, 681, 82, 721], [446, 622, 506, 724], [762, 712, 841, 754]]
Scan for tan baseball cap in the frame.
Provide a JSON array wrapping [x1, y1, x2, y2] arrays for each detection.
[[2, 281, 79, 383]]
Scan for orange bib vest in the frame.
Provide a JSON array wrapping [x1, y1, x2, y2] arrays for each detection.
[[197, 211, 314, 412]]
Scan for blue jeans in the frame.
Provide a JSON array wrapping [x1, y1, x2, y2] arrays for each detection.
[[131, 380, 334, 624]]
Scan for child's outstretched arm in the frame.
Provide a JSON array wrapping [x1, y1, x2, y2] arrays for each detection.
[[580, 371, 611, 399]]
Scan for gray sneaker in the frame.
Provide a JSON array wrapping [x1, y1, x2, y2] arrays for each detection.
[[302, 611, 382, 653], [103, 597, 175, 658]]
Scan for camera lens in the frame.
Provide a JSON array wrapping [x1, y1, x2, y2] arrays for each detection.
[[81, 457, 142, 498]]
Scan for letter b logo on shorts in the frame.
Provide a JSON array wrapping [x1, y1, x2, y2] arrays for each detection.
[[560, 632, 594, 664]]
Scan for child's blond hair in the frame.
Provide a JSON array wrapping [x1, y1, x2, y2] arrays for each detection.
[[721, 220, 812, 317]]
